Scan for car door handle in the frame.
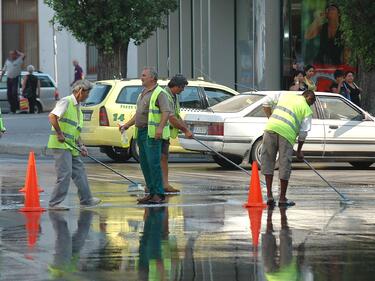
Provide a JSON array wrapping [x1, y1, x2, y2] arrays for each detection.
[[329, 125, 338, 129]]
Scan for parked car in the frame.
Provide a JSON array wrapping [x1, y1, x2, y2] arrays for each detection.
[[179, 91, 375, 169], [80, 78, 239, 162], [0, 71, 59, 113]]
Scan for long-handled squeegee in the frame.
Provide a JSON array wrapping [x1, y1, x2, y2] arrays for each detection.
[[303, 159, 353, 205], [65, 141, 144, 191]]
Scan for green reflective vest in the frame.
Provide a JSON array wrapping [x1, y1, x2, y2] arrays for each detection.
[[134, 86, 170, 140], [47, 96, 83, 156], [265, 94, 312, 145], [165, 89, 181, 139], [0, 108, 5, 132]]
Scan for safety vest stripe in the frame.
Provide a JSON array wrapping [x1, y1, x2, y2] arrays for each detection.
[[149, 121, 160, 127], [148, 109, 160, 114], [60, 117, 77, 127], [270, 114, 298, 133], [77, 127, 82, 132], [274, 105, 301, 129], [50, 132, 75, 140]]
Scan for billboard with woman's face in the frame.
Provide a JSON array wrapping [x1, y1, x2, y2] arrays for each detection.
[[286, 0, 355, 92]]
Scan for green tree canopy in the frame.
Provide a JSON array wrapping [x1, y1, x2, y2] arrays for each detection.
[[45, 0, 178, 79]]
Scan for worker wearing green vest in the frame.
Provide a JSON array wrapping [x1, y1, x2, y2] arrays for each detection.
[[261, 90, 316, 207], [121, 68, 171, 204], [161, 74, 193, 193], [0, 107, 5, 138], [48, 79, 101, 210]]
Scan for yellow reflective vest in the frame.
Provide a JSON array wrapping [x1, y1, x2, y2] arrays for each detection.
[[0, 108, 5, 132], [134, 86, 170, 140], [47, 96, 83, 156], [165, 88, 181, 139], [265, 94, 312, 145]]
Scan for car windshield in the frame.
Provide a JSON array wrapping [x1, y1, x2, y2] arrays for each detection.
[[84, 83, 112, 105], [210, 94, 264, 112]]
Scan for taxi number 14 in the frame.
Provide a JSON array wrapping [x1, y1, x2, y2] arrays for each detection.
[[113, 113, 125, 122]]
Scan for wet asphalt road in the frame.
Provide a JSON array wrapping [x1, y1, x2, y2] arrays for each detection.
[[1, 155, 375, 280]]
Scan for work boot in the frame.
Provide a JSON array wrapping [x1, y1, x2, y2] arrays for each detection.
[[137, 194, 152, 204], [147, 194, 166, 204], [81, 197, 102, 208], [164, 185, 180, 193]]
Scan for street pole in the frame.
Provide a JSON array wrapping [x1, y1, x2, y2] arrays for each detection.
[[52, 23, 58, 87]]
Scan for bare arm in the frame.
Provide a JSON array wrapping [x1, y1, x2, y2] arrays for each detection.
[[263, 106, 272, 118], [16, 50, 25, 59], [169, 115, 193, 138], [304, 12, 325, 40], [48, 113, 65, 142], [120, 115, 136, 132]]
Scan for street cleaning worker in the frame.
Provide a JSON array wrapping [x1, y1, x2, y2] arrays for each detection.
[[261, 90, 316, 207], [161, 74, 193, 193], [47, 79, 101, 210], [120, 67, 171, 204], [0, 107, 5, 138]]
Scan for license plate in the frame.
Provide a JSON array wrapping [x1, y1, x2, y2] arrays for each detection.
[[193, 125, 207, 134], [83, 112, 92, 121]]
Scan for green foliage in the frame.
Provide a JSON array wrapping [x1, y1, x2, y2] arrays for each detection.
[[44, 0, 178, 54], [336, 0, 375, 70]]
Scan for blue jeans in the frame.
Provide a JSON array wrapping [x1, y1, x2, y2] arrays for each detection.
[[137, 128, 165, 196]]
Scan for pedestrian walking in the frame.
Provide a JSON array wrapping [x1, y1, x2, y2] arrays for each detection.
[[22, 65, 39, 114], [0, 50, 25, 113], [47, 79, 101, 210], [162, 74, 193, 192], [70, 60, 84, 86], [120, 67, 171, 204], [0, 107, 5, 138], [261, 90, 316, 207]]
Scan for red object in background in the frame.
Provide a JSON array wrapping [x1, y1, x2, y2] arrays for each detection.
[[314, 64, 357, 92]]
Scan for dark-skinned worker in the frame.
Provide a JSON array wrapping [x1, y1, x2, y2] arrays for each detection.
[[120, 67, 171, 204], [261, 90, 316, 207], [47, 79, 101, 210], [161, 74, 193, 193]]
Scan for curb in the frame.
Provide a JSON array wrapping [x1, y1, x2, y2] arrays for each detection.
[[0, 143, 49, 156]]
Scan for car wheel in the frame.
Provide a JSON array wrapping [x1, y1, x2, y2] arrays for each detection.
[[349, 161, 373, 169], [130, 139, 140, 162], [212, 154, 243, 169], [102, 146, 131, 162], [250, 138, 279, 169], [34, 101, 43, 113]]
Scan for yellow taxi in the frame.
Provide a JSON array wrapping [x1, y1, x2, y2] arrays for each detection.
[[80, 78, 239, 162]]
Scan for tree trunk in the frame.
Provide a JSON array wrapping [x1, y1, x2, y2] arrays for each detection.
[[97, 41, 129, 81], [358, 60, 375, 115]]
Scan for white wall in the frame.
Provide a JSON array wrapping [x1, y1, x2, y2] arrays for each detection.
[[127, 40, 138, 78], [39, 1, 86, 97]]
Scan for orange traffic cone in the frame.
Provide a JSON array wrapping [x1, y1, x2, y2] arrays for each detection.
[[20, 153, 46, 212], [19, 151, 44, 193], [243, 161, 266, 208], [21, 212, 42, 248], [247, 207, 264, 248]]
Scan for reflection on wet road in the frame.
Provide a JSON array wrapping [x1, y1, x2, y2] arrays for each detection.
[[1, 159, 375, 280]]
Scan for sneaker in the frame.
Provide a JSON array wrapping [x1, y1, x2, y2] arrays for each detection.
[[81, 197, 102, 208], [128, 183, 145, 192], [48, 205, 70, 211]]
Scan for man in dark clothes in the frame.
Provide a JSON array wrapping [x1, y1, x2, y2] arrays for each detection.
[[71, 60, 84, 86]]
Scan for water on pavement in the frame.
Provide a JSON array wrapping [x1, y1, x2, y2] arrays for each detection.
[[1, 159, 375, 280]]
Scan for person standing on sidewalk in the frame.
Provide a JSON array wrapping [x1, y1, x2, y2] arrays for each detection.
[[120, 67, 171, 204], [47, 79, 101, 210], [0, 107, 5, 138], [0, 50, 25, 113], [261, 90, 316, 207], [70, 60, 84, 86], [162, 74, 193, 193], [22, 65, 40, 114]]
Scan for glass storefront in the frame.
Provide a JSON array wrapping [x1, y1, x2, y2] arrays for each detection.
[[282, 0, 356, 91]]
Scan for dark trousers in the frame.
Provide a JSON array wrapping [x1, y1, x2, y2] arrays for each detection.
[[7, 77, 19, 113], [28, 96, 37, 113]]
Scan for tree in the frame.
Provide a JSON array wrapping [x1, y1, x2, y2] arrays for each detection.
[[45, 0, 178, 80], [336, 0, 375, 113]]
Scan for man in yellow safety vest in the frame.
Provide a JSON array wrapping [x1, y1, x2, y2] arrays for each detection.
[[120, 68, 171, 204], [261, 90, 316, 207]]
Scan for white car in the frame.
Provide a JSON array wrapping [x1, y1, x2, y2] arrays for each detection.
[[179, 91, 375, 169]]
